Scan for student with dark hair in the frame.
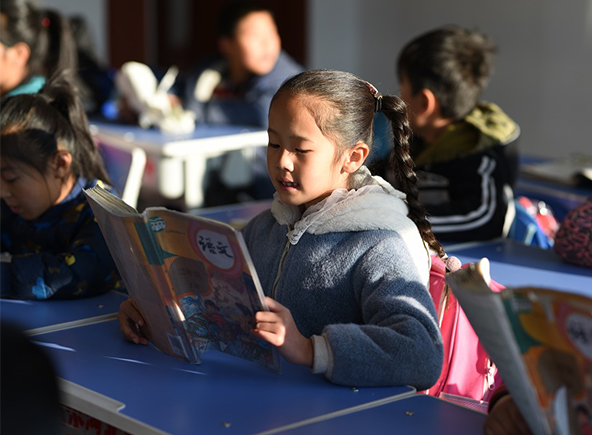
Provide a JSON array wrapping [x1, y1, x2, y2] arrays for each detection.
[[69, 15, 115, 115], [119, 69, 444, 388], [181, 1, 303, 128], [0, 0, 77, 97], [383, 25, 518, 242], [178, 1, 304, 204], [0, 72, 123, 299]]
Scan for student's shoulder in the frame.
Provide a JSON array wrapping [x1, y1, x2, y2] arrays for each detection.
[[254, 51, 304, 90], [274, 51, 305, 76]]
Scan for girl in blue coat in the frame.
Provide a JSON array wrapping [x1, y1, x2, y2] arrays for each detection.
[[0, 72, 123, 299], [119, 69, 444, 388]]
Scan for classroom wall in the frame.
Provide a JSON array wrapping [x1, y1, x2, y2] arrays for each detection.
[[308, 0, 592, 159], [37, 0, 592, 159]]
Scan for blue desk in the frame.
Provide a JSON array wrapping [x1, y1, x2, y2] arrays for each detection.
[[516, 155, 592, 221], [0, 290, 128, 335], [36, 320, 415, 435], [91, 121, 268, 208], [191, 199, 272, 227], [277, 395, 486, 435], [447, 239, 592, 295]]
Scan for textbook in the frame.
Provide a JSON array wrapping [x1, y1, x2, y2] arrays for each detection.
[[521, 153, 592, 188], [84, 185, 280, 372], [446, 260, 592, 435]]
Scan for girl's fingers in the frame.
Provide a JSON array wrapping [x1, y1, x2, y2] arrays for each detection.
[[120, 300, 145, 326], [264, 297, 286, 312], [255, 310, 280, 322], [117, 300, 148, 345], [252, 329, 283, 346]]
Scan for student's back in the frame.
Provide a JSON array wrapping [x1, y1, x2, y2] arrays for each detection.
[[383, 25, 518, 242]]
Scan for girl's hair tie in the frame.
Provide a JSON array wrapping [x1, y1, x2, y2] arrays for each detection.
[[42, 17, 51, 27], [365, 81, 383, 113]]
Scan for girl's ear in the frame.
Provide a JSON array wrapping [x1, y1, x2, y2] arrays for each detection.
[[10, 42, 31, 69], [50, 150, 73, 179], [342, 142, 370, 174]]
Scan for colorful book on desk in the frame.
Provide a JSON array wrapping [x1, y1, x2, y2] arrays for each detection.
[[84, 185, 280, 372], [521, 154, 592, 187], [446, 260, 592, 435]]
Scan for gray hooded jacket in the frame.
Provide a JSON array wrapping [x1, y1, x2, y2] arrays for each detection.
[[242, 167, 443, 388]]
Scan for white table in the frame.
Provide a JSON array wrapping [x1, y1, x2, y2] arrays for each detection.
[[91, 121, 268, 209]]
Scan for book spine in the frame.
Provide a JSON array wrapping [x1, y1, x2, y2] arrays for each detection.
[[136, 222, 200, 363]]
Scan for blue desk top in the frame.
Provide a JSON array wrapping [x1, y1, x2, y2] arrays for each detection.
[[516, 155, 592, 220], [280, 395, 486, 435], [0, 290, 128, 334], [447, 239, 592, 295], [91, 121, 263, 145], [35, 320, 414, 435], [190, 199, 272, 226]]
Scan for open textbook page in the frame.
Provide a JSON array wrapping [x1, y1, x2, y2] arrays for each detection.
[[84, 185, 280, 372], [447, 260, 592, 435]]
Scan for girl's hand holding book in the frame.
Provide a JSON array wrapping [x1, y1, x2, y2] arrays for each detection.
[[484, 392, 532, 435], [253, 297, 313, 367], [118, 300, 149, 345]]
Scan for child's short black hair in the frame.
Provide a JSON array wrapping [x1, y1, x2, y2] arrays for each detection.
[[397, 25, 497, 120], [218, 1, 274, 39]]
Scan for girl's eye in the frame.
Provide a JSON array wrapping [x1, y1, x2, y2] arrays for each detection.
[[295, 148, 310, 154], [268, 142, 280, 149], [4, 177, 18, 183]]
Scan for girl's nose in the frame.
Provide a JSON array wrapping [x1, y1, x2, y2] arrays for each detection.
[[0, 182, 11, 200], [277, 149, 294, 171]]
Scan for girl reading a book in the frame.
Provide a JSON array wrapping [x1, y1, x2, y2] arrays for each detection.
[[119, 69, 444, 388], [0, 72, 123, 299]]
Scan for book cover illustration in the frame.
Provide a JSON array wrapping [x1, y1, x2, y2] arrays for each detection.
[[501, 286, 592, 435], [84, 186, 280, 372], [447, 260, 592, 435]]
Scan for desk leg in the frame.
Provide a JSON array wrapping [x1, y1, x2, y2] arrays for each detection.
[[121, 148, 147, 209], [185, 156, 206, 209]]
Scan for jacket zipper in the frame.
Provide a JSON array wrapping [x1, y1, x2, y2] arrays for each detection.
[[483, 358, 496, 400], [272, 236, 292, 300]]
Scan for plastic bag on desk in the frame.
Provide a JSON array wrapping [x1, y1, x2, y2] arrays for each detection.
[[115, 61, 196, 134]]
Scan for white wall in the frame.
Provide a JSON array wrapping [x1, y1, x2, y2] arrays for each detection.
[[309, 0, 592, 159]]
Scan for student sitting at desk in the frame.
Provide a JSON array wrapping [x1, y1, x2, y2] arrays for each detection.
[[0, 0, 77, 97], [379, 25, 518, 242], [177, 1, 304, 203], [119, 69, 445, 388], [0, 72, 123, 299]]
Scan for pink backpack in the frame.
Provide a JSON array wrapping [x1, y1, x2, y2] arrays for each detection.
[[421, 254, 505, 407]]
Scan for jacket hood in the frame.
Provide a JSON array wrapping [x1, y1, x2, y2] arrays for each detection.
[[271, 166, 418, 245], [415, 102, 517, 166]]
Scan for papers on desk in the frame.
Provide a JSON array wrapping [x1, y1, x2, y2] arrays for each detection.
[[84, 185, 280, 372], [446, 259, 592, 435], [521, 153, 592, 187]]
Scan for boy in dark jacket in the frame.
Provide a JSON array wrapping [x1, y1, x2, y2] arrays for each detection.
[[385, 25, 518, 242]]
